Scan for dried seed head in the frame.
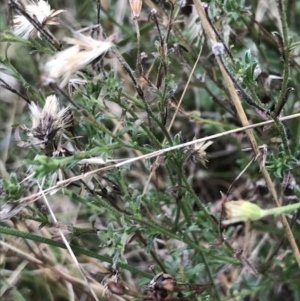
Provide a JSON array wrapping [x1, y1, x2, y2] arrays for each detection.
[[30, 97, 71, 141], [140, 52, 148, 60], [212, 42, 225, 56], [42, 33, 113, 87], [129, 0, 142, 20], [13, 0, 64, 39], [0, 201, 27, 221], [147, 273, 177, 301], [19, 95, 72, 151], [150, 8, 157, 17], [222, 200, 263, 225], [254, 65, 262, 78], [186, 140, 213, 167]]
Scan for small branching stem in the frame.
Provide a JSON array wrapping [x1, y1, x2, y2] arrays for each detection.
[[133, 18, 143, 75], [275, 0, 291, 115], [0, 78, 31, 104], [218, 56, 267, 113], [112, 96, 162, 148], [247, 83, 291, 155], [120, 92, 173, 144], [274, 117, 291, 156]]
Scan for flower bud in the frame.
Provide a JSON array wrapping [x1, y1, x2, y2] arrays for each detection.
[[222, 200, 264, 225], [129, 0, 142, 20]]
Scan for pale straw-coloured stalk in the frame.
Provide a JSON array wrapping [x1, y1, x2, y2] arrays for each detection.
[[37, 179, 100, 301]]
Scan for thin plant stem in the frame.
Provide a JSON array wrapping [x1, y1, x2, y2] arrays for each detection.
[[275, 117, 291, 156], [133, 18, 143, 75], [262, 201, 300, 217], [142, 35, 204, 195], [180, 170, 219, 231], [120, 94, 174, 145], [0, 78, 31, 104], [1, 56, 43, 103], [178, 192, 222, 301], [219, 57, 267, 113], [96, 0, 101, 25], [247, 84, 291, 155], [275, 0, 290, 115], [37, 180, 100, 301], [204, 3, 235, 62], [112, 96, 162, 148]]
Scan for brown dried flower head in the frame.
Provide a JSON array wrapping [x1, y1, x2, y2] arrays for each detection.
[[13, 0, 64, 39], [42, 33, 114, 87], [16, 95, 72, 155], [186, 140, 213, 167]]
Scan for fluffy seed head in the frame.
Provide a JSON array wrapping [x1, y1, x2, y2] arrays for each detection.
[[186, 140, 213, 167], [27, 95, 72, 148], [150, 8, 157, 15], [254, 65, 262, 78], [212, 42, 225, 56], [42, 33, 114, 87], [13, 0, 64, 39]]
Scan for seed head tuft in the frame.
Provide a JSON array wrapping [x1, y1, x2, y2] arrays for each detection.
[[42, 33, 114, 87], [12, 0, 64, 39], [186, 140, 213, 167], [16, 95, 72, 155], [150, 8, 157, 15], [212, 42, 225, 56]]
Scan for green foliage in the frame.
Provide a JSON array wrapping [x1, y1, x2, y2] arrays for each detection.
[[230, 50, 258, 87], [1, 0, 300, 301], [266, 149, 298, 179], [0, 173, 24, 201]]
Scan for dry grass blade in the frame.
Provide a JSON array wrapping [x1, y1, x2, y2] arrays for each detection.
[[37, 180, 100, 301]]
